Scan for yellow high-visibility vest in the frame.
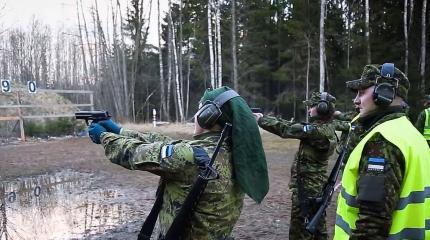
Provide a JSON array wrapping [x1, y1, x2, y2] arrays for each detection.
[[424, 108, 430, 140], [334, 116, 430, 240]]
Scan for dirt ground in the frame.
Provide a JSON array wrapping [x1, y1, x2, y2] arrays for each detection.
[[0, 124, 339, 240]]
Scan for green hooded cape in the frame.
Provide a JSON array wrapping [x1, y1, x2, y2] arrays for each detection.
[[200, 86, 269, 203]]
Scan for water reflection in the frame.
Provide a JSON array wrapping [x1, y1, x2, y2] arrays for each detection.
[[0, 170, 155, 240]]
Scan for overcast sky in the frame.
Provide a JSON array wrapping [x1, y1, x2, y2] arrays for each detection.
[[1, 0, 168, 45]]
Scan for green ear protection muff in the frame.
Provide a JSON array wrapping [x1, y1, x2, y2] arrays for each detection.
[[373, 63, 399, 106], [196, 90, 240, 129], [317, 92, 335, 116]]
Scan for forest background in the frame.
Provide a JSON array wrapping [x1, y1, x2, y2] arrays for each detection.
[[0, 0, 427, 123]]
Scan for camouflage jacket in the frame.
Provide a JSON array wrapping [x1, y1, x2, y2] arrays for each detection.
[[258, 116, 337, 197], [100, 129, 244, 240], [414, 108, 430, 146], [348, 111, 408, 239]]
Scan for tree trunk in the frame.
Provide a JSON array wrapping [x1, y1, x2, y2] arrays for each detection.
[[346, 1, 351, 69], [186, 40, 191, 118], [365, 0, 371, 64], [76, 1, 89, 85], [166, 2, 172, 122], [168, 4, 185, 122], [319, 0, 326, 92], [117, 0, 129, 119], [404, 0, 409, 75], [179, 0, 184, 117], [81, 0, 96, 84], [306, 34, 310, 122], [420, 0, 427, 94], [215, 0, 222, 88], [409, 0, 415, 34], [207, 0, 215, 88], [231, 0, 238, 91], [94, 0, 121, 116], [158, 0, 167, 120], [91, 7, 99, 84], [111, 2, 127, 121], [293, 47, 296, 119]]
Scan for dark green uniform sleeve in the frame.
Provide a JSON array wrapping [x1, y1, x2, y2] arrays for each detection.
[[331, 120, 350, 132], [120, 128, 173, 143], [100, 132, 197, 180], [414, 110, 426, 134], [258, 115, 329, 140], [351, 133, 405, 240], [334, 111, 357, 122]]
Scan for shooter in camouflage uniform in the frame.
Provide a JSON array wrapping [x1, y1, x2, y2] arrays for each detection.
[[254, 92, 338, 240], [87, 86, 269, 240], [414, 94, 430, 146], [334, 64, 430, 239]]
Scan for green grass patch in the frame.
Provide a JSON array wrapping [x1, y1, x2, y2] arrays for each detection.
[[24, 118, 84, 137]]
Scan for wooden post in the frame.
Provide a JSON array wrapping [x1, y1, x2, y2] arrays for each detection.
[[16, 92, 25, 142], [152, 109, 157, 127]]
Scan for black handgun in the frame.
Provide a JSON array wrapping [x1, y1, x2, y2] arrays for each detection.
[[250, 107, 263, 113], [75, 110, 111, 125]]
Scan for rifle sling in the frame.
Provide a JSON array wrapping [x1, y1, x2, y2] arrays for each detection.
[[164, 123, 232, 240], [138, 180, 166, 240]]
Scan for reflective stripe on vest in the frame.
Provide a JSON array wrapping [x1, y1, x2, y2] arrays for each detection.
[[334, 116, 430, 240], [424, 109, 430, 140]]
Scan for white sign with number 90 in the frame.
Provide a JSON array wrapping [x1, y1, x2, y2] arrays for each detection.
[[1, 79, 11, 93]]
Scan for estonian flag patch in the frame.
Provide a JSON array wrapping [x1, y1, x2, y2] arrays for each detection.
[[367, 157, 385, 172], [161, 144, 174, 159]]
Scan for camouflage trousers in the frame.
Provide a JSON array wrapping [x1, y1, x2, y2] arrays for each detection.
[[289, 193, 327, 240]]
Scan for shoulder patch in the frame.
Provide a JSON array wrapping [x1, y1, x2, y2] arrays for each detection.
[[303, 124, 315, 133], [367, 157, 385, 172], [160, 144, 174, 159]]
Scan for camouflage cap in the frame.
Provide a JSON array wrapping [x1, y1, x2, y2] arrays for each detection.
[[303, 91, 336, 106], [346, 64, 410, 100]]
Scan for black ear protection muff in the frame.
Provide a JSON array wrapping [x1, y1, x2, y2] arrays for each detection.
[[373, 63, 399, 106], [316, 92, 335, 116], [196, 90, 240, 129]]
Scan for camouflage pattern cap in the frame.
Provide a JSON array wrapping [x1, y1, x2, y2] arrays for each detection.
[[346, 64, 410, 100], [303, 91, 336, 107]]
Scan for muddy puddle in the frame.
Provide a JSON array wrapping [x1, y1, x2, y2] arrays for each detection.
[[0, 170, 156, 240]]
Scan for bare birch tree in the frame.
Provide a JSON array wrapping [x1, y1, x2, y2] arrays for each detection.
[[231, 0, 238, 91], [80, 0, 96, 84], [365, 0, 371, 64], [404, 0, 409, 75], [76, 1, 89, 85], [306, 34, 310, 122], [207, 0, 215, 88], [319, 0, 326, 92], [344, 1, 351, 69], [215, 0, 222, 87], [93, 0, 121, 115], [116, 0, 129, 118], [168, 0, 185, 122], [178, 0, 184, 115], [166, 3, 173, 121], [158, 0, 168, 120]]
